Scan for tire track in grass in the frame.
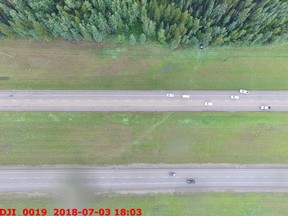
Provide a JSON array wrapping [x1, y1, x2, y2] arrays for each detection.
[[130, 112, 172, 146], [0, 51, 15, 59], [102, 112, 173, 163]]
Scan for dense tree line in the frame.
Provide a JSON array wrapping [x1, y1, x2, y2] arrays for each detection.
[[0, 0, 288, 47]]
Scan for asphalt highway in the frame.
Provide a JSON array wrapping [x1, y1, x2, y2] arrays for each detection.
[[0, 90, 288, 111], [1, 168, 288, 193]]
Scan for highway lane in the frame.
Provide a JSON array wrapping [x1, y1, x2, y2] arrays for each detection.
[[1, 168, 288, 193], [0, 90, 288, 111]]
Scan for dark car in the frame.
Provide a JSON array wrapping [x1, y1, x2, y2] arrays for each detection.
[[186, 179, 196, 184], [169, 172, 176, 176], [199, 43, 204, 49]]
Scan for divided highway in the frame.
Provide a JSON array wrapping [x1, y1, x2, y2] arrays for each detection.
[[1, 91, 288, 194], [1, 168, 288, 193], [0, 90, 288, 111]]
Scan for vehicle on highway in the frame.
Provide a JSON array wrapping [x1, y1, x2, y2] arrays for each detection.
[[169, 172, 176, 176], [166, 93, 174, 98], [182, 95, 190, 99], [204, 101, 213, 106], [260, 106, 271, 110], [186, 179, 196, 184], [231, 95, 240, 100], [239, 89, 249, 94]]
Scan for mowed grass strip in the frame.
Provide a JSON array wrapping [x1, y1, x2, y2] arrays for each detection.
[[1, 112, 288, 165], [1, 193, 288, 216], [0, 39, 288, 90]]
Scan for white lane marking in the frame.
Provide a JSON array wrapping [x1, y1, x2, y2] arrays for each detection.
[[3, 170, 288, 176], [87, 177, 173, 180], [9, 93, 288, 97], [92, 182, 183, 185]]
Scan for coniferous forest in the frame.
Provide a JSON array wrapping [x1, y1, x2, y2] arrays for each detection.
[[0, 0, 288, 48]]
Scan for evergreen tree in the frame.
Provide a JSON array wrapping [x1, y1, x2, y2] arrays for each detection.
[[0, 23, 16, 38], [157, 28, 166, 44], [91, 26, 103, 42], [0, 0, 287, 48], [139, 33, 146, 44], [129, 34, 136, 45], [154, 7, 160, 23]]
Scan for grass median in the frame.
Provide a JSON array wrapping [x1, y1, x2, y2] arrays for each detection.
[[1, 112, 288, 165], [1, 192, 288, 216], [0, 40, 288, 90]]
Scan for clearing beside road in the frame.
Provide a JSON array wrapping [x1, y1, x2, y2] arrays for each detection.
[[0, 40, 288, 90]]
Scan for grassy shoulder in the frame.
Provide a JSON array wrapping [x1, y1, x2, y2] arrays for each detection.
[[1, 192, 287, 216], [1, 112, 288, 165], [0, 39, 288, 90]]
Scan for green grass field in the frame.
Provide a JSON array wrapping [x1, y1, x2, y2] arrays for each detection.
[[1, 192, 288, 216], [1, 112, 288, 165], [0, 39, 288, 90]]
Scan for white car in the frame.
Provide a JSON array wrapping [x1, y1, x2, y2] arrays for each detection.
[[204, 101, 213, 106], [260, 106, 271, 110], [231, 95, 240, 100], [182, 95, 190, 99], [166, 93, 174, 98], [240, 89, 249, 94]]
